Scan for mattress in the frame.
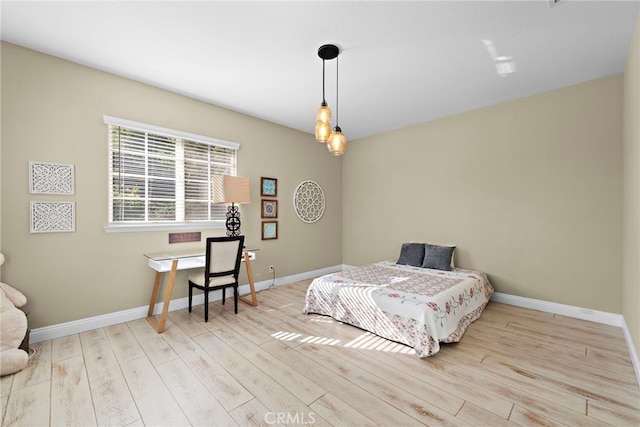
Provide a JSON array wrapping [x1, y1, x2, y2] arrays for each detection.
[[302, 261, 494, 357]]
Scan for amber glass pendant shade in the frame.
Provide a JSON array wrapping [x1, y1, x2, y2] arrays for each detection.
[[315, 121, 332, 143], [327, 127, 346, 156], [316, 103, 331, 123], [315, 102, 332, 142]]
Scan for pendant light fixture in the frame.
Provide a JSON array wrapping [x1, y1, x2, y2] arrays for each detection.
[[315, 44, 338, 143], [326, 50, 347, 156]]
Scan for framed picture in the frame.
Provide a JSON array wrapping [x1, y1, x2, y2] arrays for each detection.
[[262, 221, 278, 240], [261, 199, 278, 218], [261, 177, 278, 197]]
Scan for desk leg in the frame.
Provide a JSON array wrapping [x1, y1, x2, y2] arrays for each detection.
[[239, 251, 258, 307], [147, 271, 162, 318], [146, 259, 179, 333]]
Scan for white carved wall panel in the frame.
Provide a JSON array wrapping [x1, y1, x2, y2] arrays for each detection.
[[30, 201, 76, 233], [29, 161, 75, 195]]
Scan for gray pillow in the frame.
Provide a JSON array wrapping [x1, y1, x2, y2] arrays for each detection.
[[422, 243, 455, 271], [396, 243, 425, 267]]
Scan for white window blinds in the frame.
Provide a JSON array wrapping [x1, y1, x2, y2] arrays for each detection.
[[104, 115, 239, 231]]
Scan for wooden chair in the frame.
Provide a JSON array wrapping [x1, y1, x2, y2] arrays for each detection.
[[188, 235, 245, 322]]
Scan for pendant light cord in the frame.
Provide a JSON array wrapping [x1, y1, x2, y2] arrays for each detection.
[[322, 59, 326, 104], [335, 56, 339, 127]]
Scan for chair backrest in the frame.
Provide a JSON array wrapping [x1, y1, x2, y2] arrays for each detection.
[[205, 235, 245, 279]]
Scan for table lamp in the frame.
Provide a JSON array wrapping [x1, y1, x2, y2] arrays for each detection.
[[212, 175, 251, 236]]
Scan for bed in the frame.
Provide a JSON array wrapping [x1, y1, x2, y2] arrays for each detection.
[[302, 245, 493, 357]]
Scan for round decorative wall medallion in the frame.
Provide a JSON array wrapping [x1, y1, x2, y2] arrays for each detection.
[[293, 180, 325, 223]]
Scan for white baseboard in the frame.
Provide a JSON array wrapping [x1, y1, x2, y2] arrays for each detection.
[[30, 264, 344, 344], [491, 291, 639, 386], [29, 267, 639, 387], [490, 292, 623, 326], [621, 316, 640, 388]]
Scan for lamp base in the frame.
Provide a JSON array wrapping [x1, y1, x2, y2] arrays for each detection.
[[225, 203, 241, 237]]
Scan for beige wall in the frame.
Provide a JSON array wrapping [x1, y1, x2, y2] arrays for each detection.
[[623, 21, 640, 360], [343, 75, 623, 313], [1, 36, 635, 335], [0, 42, 343, 329]]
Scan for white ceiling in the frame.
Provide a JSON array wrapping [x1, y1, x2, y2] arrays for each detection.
[[1, 1, 638, 140]]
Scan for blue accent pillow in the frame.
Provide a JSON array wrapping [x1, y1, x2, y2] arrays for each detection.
[[396, 243, 425, 267], [422, 243, 455, 271]]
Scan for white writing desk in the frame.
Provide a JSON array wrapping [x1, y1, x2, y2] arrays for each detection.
[[144, 249, 257, 333]]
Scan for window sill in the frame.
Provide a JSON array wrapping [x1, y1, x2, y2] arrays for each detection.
[[104, 221, 224, 233]]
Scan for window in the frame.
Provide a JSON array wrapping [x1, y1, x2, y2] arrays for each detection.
[[103, 116, 239, 232]]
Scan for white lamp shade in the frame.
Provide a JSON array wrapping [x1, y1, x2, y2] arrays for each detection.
[[212, 175, 251, 204]]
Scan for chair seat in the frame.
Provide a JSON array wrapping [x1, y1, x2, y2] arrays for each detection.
[[188, 273, 236, 288]]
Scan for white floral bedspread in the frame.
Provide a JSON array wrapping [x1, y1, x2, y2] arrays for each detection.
[[302, 261, 494, 357]]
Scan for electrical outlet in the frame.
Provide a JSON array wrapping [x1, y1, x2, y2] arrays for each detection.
[[269, 265, 274, 272]]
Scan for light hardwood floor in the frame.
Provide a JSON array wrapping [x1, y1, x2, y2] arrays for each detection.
[[1, 279, 639, 426]]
